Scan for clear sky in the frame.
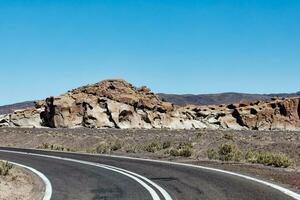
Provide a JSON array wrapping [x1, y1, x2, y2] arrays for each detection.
[[0, 0, 300, 105]]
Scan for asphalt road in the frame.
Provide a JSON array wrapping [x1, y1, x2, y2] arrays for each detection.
[[0, 147, 297, 200]]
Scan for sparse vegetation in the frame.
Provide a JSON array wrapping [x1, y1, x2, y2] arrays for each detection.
[[143, 141, 172, 153], [37, 143, 73, 152], [87, 140, 123, 154], [223, 133, 234, 141], [145, 142, 161, 153], [169, 142, 193, 157], [95, 143, 110, 154], [110, 140, 122, 151], [245, 150, 258, 163], [218, 144, 243, 162], [126, 147, 137, 154], [208, 144, 295, 168], [1, 128, 298, 170], [162, 141, 171, 149], [207, 149, 219, 160], [0, 161, 13, 176], [246, 150, 295, 168], [169, 149, 180, 156]]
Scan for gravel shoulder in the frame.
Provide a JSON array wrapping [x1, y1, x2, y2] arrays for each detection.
[[0, 161, 45, 200]]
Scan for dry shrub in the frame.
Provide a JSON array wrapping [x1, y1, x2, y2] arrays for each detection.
[[0, 161, 13, 176]]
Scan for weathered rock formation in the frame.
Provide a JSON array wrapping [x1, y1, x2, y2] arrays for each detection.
[[1, 79, 300, 130], [181, 97, 300, 131], [0, 108, 42, 128]]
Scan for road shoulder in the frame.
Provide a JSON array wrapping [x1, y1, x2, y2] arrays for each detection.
[[0, 161, 45, 200]]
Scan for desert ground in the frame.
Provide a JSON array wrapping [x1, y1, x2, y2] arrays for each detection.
[[0, 160, 45, 200]]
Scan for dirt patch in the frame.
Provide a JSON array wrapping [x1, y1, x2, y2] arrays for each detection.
[[0, 161, 45, 200]]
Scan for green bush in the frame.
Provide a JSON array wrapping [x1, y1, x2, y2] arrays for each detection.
[[89, 141, 122, 154], [0, 161, 13, 176], [271, 153, 295, 168], [169, 148, 192, 157], [245, 150, 259, 163], [179, 148, 192, 157], [207, 149, 219, 160], [218, 144, 243, 162], [178, 142, 193, 149], [207, 144, 295, 168], [247, 151, 295, 168], [169, 142, 193, 157], [145, 142, 161, 153]]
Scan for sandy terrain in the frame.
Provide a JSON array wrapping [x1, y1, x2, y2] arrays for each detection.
[[0, 162, 44, 200]]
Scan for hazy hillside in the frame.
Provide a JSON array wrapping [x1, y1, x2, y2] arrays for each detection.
[[0, 101, 35, 115], [1, 91, 299, 115], [159, 92, 300, 105]]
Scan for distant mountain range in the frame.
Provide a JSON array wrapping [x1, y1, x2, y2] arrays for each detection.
[[0, 101, 35, 115], [159, 92, 300, 106], [1, 92, 300, 115]]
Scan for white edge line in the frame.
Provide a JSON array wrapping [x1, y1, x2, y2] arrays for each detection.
[[9, 161, 52, 200], [102, 164, 173, 200], [0, 150, 165, 200], [98, 154, 300, 200], [96, 164, 161, 200], [48, 157, 162, 200], [5, 148, 300, 200]]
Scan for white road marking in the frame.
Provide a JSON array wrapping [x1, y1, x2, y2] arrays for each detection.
[[89, 163, 161, 200], [101, 164, 173, 200], [9, 161, 52, 200], [98, 154, 300, 200], [0, 150, 173, 200], [5, 148, 300, 199]]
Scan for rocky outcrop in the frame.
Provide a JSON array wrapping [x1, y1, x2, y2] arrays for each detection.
[[33, 80, 176, 129], [237, 98, 300, 130], [0, 79, 300, 130], [0, 108, 42, 128]]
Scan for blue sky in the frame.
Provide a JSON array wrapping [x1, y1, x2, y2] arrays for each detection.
[[0, 0, 300, 105]]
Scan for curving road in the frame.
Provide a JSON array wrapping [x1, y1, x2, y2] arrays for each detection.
[[0, 147, 298, 200]]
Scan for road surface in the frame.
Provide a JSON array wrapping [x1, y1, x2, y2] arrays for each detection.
[[0, 147, 297, 200]]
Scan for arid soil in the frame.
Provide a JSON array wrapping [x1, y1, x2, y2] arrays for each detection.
[[0, 162, 44, 200], [1, 128, 300, 192], [1, 128, 300, 162]]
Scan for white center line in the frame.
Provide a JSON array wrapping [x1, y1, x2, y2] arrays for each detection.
[[0, 150, 173, 200]]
